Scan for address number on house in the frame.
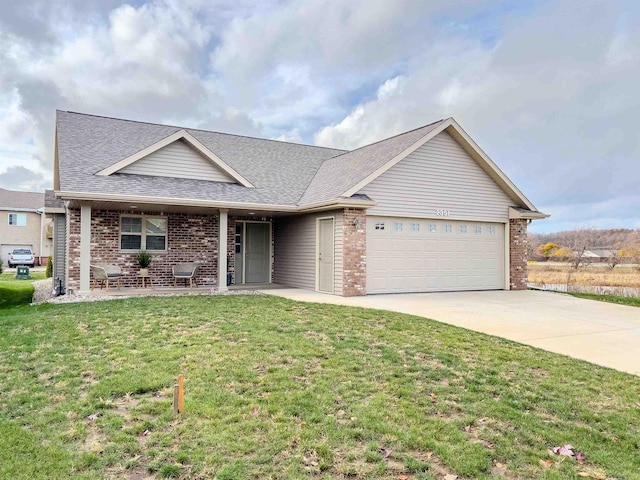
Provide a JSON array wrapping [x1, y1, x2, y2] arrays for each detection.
[[435, 209, 451, 217]]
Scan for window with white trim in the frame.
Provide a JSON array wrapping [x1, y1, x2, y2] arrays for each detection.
[[427, 224, 437, 233], [374, 221, 385, 230], [443, 224, 452, 233], [487, 226, 496, 235], [459, 225, 467, 234], [8, 213, 26, 226], [393, 222, 403, 232], [410, 223, 420, 232], [120, 216, 167, 251], [474, 226, 482, 234]]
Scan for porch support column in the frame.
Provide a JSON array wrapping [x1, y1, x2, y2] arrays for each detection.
[[79, 203, 91, 293], [218, 209, 228, 292]]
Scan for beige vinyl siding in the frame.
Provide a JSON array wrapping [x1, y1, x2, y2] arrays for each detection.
[[53, 213, 66, 286], [274, 210, 343, 295], [358, 131, 514, 222], [120, 139, 236, 183]]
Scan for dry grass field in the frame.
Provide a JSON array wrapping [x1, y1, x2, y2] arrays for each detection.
[[528, 263, 640, 287]]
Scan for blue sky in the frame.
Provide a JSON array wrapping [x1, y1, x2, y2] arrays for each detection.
[[0, 0, 638, 233]]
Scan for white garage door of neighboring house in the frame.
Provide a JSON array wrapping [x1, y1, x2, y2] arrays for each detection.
[[367, 217, 505, 294], [1, 244, 33, 266]]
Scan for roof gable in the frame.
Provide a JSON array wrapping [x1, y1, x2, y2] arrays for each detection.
[[118, 138, 236, 183], [357, 130, 515, 222], [96, 129, 254, 187]]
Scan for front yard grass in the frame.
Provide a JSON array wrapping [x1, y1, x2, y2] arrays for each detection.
[[1, 295, 639, 479], [566, 292, 640, 308], [0, 271, 46, 308]]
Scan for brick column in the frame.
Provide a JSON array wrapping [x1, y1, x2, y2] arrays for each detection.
[[509, 218, 528, 290], [342, 208, 367, 296]]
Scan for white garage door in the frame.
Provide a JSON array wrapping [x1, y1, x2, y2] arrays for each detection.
[[367, 217, 505, 294]]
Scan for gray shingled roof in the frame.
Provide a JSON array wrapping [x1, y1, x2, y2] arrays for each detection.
[[56, 111, 447, 208], [0, 187, 44, 210], [45, 189, 64, 209], [299, 120, 444, 204], [56, 111, 346, 206]]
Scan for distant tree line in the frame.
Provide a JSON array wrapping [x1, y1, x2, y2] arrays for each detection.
[[528, 228, 640, 270]]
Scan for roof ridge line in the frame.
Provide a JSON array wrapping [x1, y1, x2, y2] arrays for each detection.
[[58, 110, 347, 152]]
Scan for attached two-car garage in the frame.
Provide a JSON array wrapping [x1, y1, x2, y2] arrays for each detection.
[[366, 216, 505, 294]]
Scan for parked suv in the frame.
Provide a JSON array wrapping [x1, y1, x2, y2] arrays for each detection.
[[8, 248, 35, 268]]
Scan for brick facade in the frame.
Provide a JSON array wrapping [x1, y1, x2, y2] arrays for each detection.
[[68, 209, 220, 291], [509, 218, 528, 290], [342, 208, 367, 296]]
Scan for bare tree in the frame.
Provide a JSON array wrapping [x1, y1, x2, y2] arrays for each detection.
[[565, 227, 595, 270], [563, 227, 596, 287], [606, 243, 622, 270]]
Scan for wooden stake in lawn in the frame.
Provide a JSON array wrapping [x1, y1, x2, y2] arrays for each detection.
[[178, 374, 185, 413], [173, 375, 185, 415]]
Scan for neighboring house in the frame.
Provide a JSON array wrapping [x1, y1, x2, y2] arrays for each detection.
[[0, 187, 53, 266], [52, 111, 548, 295], [583, 248, 617, 260]]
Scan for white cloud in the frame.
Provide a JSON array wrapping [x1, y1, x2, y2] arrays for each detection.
[[0, 0, 638, 234]]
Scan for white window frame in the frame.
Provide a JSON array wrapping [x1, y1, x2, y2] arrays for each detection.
[[487, 226, 496, 235], [443, 224, 452, 233], [8, 213, 27, 226], [374, 221, 385, 231], [427, 224, 437, 233], [459, 225, 467, 234], [393, 222, 403, 232], [474, 226, 482, 234], [410, 223, 420, 232], [119, 215, 168, 252]]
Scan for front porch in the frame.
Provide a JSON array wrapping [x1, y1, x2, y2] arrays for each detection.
[[82, 282, 286, 297], [68, 203, 276, 294], [65, 201, 367, 297]]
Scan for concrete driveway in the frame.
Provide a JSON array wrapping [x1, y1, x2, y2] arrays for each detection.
[[259, 289, 640, 376]]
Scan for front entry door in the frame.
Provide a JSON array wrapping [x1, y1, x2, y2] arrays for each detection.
[[245, 223, 270, 283], [317, 218, 335, 293]]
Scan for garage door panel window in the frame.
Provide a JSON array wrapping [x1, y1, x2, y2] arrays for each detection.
[[374, 221, 385, 230], [410, 223, 420, 232], [458, 225, 467, 234], [120, 216, 167, 251], [393, 222, 403, 232], [427, 224, 437, 233]]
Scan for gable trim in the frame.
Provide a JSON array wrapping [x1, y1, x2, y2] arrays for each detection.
[[342, 118, 538, 212], [95, 130, 255, 188]]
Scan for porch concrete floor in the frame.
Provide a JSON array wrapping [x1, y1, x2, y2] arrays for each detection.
[[85, 283, 286, 296]]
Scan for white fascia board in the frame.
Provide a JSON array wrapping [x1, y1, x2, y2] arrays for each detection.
[[508, 207, 550, 219], [342, 119, 451, 197], [95, 129, 255, 188]]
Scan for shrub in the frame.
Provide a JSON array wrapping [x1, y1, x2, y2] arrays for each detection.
[[136, 250, 152, 268], [0, 258, 3, 275], [45, 255, 53, 278]]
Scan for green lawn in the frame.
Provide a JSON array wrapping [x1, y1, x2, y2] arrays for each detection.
[[1, 296, 639, 479], [0, 271, 46, 308], [567, 292, 640, 308]]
